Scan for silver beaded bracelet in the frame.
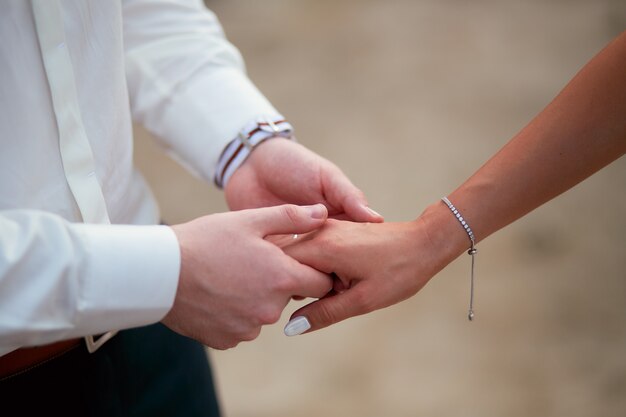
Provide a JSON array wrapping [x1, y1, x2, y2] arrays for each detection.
[[441, 197, 477, 321]]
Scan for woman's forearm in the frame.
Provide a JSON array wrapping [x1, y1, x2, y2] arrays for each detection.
[[282, 32, 626, 335], [424, 31, 626, 261]]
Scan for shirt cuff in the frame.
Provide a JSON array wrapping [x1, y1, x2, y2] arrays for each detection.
[[72, 223, 180, 335], [148, 67, 280, 183]]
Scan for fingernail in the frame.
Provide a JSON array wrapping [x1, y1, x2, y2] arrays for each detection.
[[305, 204, 326, 219], [365, 206, 382, 218], [284, 316, 311, 336]]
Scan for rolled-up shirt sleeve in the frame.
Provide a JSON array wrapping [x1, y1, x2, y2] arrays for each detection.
[[123, 0, 280, 182], [0, 210, 180, 355]]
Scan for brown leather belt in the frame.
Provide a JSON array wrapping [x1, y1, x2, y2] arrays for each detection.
[[0, 338, 82, 379]]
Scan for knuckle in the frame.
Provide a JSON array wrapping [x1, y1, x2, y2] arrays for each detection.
[[212, 338, 239, 351], [339, 185, 365, 206], [316, 219, 342, 245], [240, 326, 262, 342], [314, 303, 336, 328], [352, 288, 375, 314], [258, 306, 282, 325], [320, 234, 336, 251], [282, 204, 302, 227], [272, 272, 295, 293], [318, 231, 339, 254]]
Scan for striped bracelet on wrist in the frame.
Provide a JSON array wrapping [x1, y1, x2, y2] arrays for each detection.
[[214, 115, 294, 189]]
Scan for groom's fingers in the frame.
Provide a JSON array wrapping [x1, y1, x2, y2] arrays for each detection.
[[323, 168, 384, 224], [283, 283, 375, 335]]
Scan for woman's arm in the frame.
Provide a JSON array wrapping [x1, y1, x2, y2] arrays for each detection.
[[283, 30, 626, 335], [440, 30, 626, 249]]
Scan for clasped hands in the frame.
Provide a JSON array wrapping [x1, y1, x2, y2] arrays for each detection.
[[163, 140, 442, 350]]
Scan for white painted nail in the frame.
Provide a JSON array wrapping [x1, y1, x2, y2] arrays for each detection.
[[284, 316, 311, 336]]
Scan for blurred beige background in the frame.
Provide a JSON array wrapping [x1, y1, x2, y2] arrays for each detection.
[[133, 1, 626, 416]]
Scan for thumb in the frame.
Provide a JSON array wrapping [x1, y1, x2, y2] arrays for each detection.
[[283, 286, 369, 336], [342, 195, 385, 223], [323, 169, 384, 223], [247, 203, 328, 237]]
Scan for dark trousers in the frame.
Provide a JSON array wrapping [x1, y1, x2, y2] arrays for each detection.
[[0, 323, 221, 417]]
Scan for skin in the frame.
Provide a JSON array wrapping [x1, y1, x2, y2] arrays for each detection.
[[163, 138, 382, 349], [164, 204, 331, 350], [283, 30, 626, 334], [225, 138, 384, 222]]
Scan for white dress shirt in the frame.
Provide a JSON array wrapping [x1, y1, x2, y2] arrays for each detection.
[[0, 0, 280, 356]]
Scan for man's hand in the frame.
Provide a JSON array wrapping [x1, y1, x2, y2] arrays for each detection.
[[225, 139, 384, 222], [163, 204, 332, 349]]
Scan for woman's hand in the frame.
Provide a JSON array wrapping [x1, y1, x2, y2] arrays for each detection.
[[280, 213, 451, 335]]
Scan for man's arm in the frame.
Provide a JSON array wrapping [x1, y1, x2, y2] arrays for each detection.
[[0, 210, 180, 355], [123, 0, 278, 180], [123, 0, 383, 222], [0, 204, 332, 353]]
